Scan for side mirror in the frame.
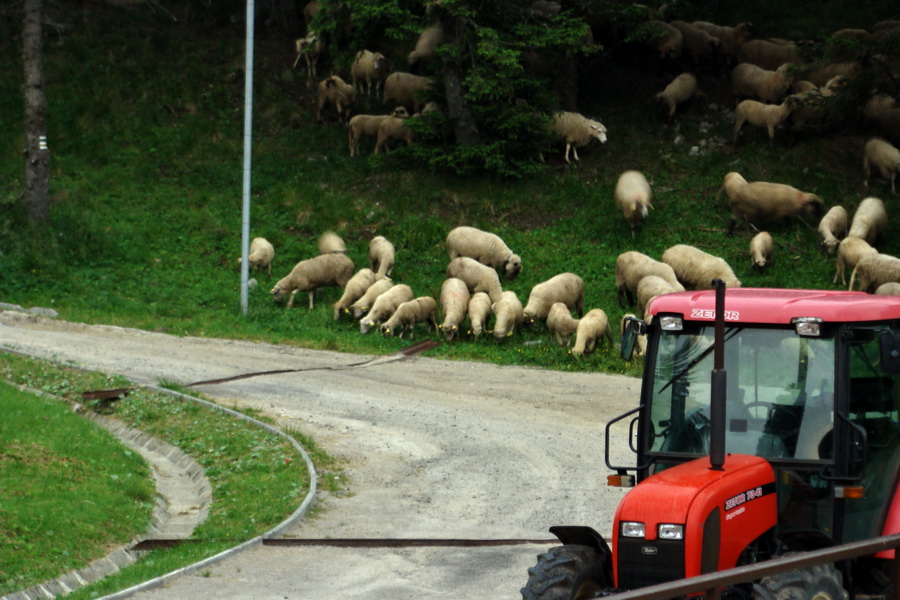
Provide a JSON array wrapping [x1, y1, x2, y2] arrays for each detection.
[[621, 316, 646, 361], [879, 331, 900, 374]]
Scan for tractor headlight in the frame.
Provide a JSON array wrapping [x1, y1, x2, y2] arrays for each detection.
[[658, 524, 684, 540], [659, 315, 683, 331], [621, 521, 646, 538], [792, 317, 823, 337]]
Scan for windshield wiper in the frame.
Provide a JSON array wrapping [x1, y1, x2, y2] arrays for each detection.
[[657, 327, 741, 395]]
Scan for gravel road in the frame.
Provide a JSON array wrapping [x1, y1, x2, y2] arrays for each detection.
[[0, 310, 641, 599]]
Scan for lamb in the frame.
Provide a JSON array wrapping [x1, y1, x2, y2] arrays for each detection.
[[546, 302, 580, 347], [548, 111, 608, 164], [382, 72, 432, 113], [620, 313, 648, 356], [731, 63, 794, 104], [317, 75, 356, 123], [446, 226, 522, 280], [875, 282, 900, 296], [848, 196, 888, 245], [359, 283, 414, 334], [644, 20, 683, 60], [834, 236, 877, 287], [369, 235, 396, 280], [374, 116, 414, 154], [348, 107, 410, 157], [655, 72, 699, 122], [271, 253, 355, 309], [492, 290, 524, 339], [446, 257, 503, 303], [749, 231, 774, 273], [818, 205, 849, 255], [351, 50, 388, 96], [466, 292, 492, 339], [691, 21, 754, 63], [662, 244, 741, 289], [439, 277, 470, 342], [670, 21, 722, 66], [317, 231, 345, 254], [332, 268, 377, 320], [522, 272, 585, 325], [407, 23, 443, 67], [863, 138, 900, 195], [238, 237, 275, 276], [737, 39, 801, 71], [732, 99, 793, 146], [636, 275, 681, 315], [349, 277, 395, 318], [381, 296, 437, 338], [719, 171, 824, 233], [293, 32, 322, 85], [614, 251, 683, 308], [849, 253, 900, 294], [571, 309, 613, 357], [614, 170, 653, 237]]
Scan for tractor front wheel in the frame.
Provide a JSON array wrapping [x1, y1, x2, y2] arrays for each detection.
[[521, 544, 609, 600], [752, 563, 849, 600]]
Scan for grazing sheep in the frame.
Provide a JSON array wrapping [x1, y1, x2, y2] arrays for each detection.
[[333, 268, 377, 320], [348, 107, 410, 157], [670, 21, 722, 66], [850, 253, 900, 294], [614, 170, 653, 237], [359, 283, 414, 334], [733, 99, 793, 146], [863, 138, 900, 195], [271, 253, 355, 309], [523, 272, 585, 325], [691, 21, 754, 63], [547, 302, 580, 347], [805, 61, 862, 88], [492, 290, 524, 339], [317, 75, 356, 123], [662, 244, 741, 289], [440, 277, 470, 342], [467, 292, 492, 339], [738, 39, 801, 70], [875, 282, 900, 296], [548, 111, 608, 163], [644, 20, 683, 60], [317, 231, 345, 254], [238, 237, 275, 276], [350, 278, 395, 319], [381, 296, 437, 338], [749, 231, 774, 273], [731, 63, 794, 104], [446, 257, 503, 303], [369, 235, 396, 280], [614, 251, 683, 308], [636, 275, 681, 315], [620, 313, 648, 356], [719, 171, 824, 233], [408, 23, 443, 67], [848, 196, 888, 245], [446, 226, 522, 280], [571, 309, 613, 357], [382, 72, 433, 113], [655, 73, 699, 122], [818, 206, 849, 255], [834, 236, 877, 287], [293, 32, 322, 85], [351, 50, 388, 96], [374, 116, 415, 154]]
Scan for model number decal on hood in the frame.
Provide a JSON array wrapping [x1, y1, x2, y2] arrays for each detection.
[[692, 309, 740, 320], [725, 482, 775, 512]]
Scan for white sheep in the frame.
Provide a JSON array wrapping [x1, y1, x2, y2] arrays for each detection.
[[614, 251, 683, 308], [293, 32, 322, 85], [374, 116, 414, 155], [691, 21, 754, 63], [731, 62, 794, 104], [523, 272, 585, 325], [737, 39, 801, 70], [466, 292, 492, 339], [875, 282, 900, 296], [571, 309, 613, 357], [805, 61, 862, 88], [446, 226, 522, 280], [670, 21, 722, 66], [614, 170, 653, 237], [834, 236, 877, 287], [332, 268, 377, 320], [271, 253, 355, 309], [662, 244, 742, 289], [749, 231, 774, 273], [620, 313, 648, 356], [350, 277, 395, 318], [381, 296, 437, 338], [368, 235, 395, 281], [359, 283, 414, 334], [446, 257, 503, 303], [655, 73, 699, 122], [351, 50, 388, 96], [818, 205, 849, 255], [547, 302, 580, 347], [850, 253, 900, 294], [733, 99, 793, 146], [238, 237, 275, 276], [863, 138, 900, 195], [382, 72, 433, 113], [636, 275, 681, 315], [644, 20, 683, 60], [492, 290, 524, 339], [317, 230, 346, 254], [719, 171, 824, 233], [548, 111, 608, 164], [408, 23, 443, 67], [348, 107, 410, 157], [440, 277, 470, 342], [317, 75, 357, 123], [848, 196, 888, 245]]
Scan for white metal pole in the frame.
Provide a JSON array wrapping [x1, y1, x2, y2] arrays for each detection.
[[240, 0, 256, 315]]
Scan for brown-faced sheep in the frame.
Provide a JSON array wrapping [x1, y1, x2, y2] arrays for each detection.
[[350, 278, 395, 319], [733, 99, 793, 146], [446, 257, 503, 303], [655, 73, 700, 122], [614, 251, 683, 308], [691, 21, 754, 64], [492, 290, 524, 339], [317, 231, 346, 254], [662, 244, 741, 289], [381, 296, 437, 338], [374, 116, 415, 155], [369, 235, 396, 280], [351, 50, 388, 96], [732, 63, 794, 104], [333, 268, 377, 320], [467, 292, 492, 339], [738, 39, 801, 70], [834, 236, 877, 287], [864, 138, 900, 195], [636, 275, 681, 316], [571, 309, 614, 357], [719, 171, 824, 234], [359, 284, 414, 334], [644, 20, 683, 60], [408, 23, 443, 67], [614, 170, 653, 237], [850, 253, 900, 294], [238, 237, 275, 276], [848, 196, 888, 245], [272, 253, 355, 309], [317, 75, 356, 123], [440, 277, 470, 342], [670, 21, 722, 66], [348, 107, 410, 157], [547, 302, 580, 347], [382, 72, 432, 113], [549, 112, 608, 164], [523, 273, 585, 325], [818, 205, 849, 255], [446, 226, 522, 280], [749, 231, 774, 273]]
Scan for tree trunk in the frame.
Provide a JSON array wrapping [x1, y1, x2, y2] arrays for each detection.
[[22, 0, 51, 224], [435, 11, 480, 146]]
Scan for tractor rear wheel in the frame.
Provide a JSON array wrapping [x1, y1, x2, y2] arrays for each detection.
[[752, 563, 849, 600], [521, 544, 609, 600]]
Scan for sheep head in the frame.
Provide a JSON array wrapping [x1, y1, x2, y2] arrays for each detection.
[[588, 120, 608, 143]]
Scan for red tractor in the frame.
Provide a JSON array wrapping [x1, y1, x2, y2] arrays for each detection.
[[522, 285, 900, 600]]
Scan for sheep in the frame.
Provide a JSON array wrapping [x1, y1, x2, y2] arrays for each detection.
[[446, 226, 522, 280], [731, 63, 794, 104], [446, 257, 503, 303], [349, 278, 395, 319], [655, 73, 699, 122], [863, 138, 900, 195], [293, 32, 322, 85], [620, 313, 648, 357], [662, 244, 742, 289], [317, 231, 345, 254], [571, 309, 613, 357], [614, 170, 653, 237], [359, 283, 414, 334], [644, 20, 683, 60], [548, 111, 608, 164], [636, 275, 681, 315], [332, 268, 377, 320], [492, 290, 524, 339], [374, 116, 415, 155], [691, 21, 754, 63], [439, 277, 470, 342], [467, 292, 492, 339], [818, 206, 849, 255], [749, 231, 774, 273], [719, 172, 824, 234], [738, 39, 801, 70], [238, 237, 275, 276], [848, 196, 888, 245], [303, 0, 319, 26], [271, 253, 355, 309], [522, 272, 585, 325], [348, 107, 410, 157], [805, 61, 862, 88], [381, 296, 437, 338], [834, 236, 877, 287], [317, 75, 356, 123], [875, 282, 900, 296], [614, 251, 683, 308], [547, 302, 580, 347], [369, 235, 395, 280], [351, 50, 388, 97], [408, 23, 443, 67], [732, 99, 793, 146], [670, 21, 722, 66], [850, 253, 900, 294], [382, 72, 432, 113]]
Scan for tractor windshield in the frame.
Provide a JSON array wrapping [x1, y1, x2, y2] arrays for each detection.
[[647, 324, 835, 461]]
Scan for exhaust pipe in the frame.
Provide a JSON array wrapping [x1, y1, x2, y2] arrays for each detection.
[[710, 279, 727, 471]]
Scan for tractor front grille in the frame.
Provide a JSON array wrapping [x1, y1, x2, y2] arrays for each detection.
[[617, 538, 685, 590]]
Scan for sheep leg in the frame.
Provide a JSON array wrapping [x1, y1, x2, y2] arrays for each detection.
[[286, 289, 299, 309], [308, 290, 315, 310]]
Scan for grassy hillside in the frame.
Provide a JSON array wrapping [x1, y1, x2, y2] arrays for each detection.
[[1, 3, 898, 377]]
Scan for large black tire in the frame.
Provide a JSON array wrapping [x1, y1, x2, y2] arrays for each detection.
[[521, 544, 609, 600], [752, 563, 849, 600]]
